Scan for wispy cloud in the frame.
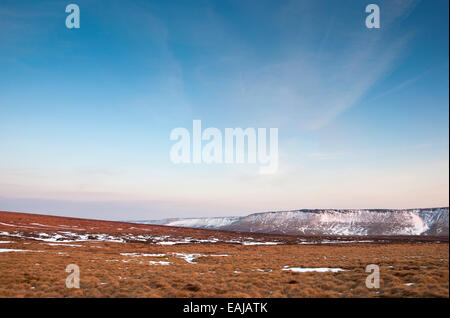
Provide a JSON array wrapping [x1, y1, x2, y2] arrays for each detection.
[[366, 73, 424, 103], [188, 0, 419, 131]]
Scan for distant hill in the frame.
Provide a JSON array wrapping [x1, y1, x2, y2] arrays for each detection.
[[136, 207, 449, 236]]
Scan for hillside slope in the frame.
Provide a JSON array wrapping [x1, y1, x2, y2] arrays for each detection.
[[139, 208, 449, 236]]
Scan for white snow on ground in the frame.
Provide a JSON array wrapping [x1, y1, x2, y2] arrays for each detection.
[[0, 241, 12, 244], [171, 252, 203, 264], [41, 243, 83, 247], [241, 241, 280, 245], [0, 249, 44, 253], [149, 261, 171, 265], [0, 229, 339, 246], [155, 237, 221, 245], [404, 283, 414, 286], [0, 228, 381, 246], [120, 253, 166, 257], [0, 222, 15, 227], [196, 238, 219, 243], [170, 252, 231, 264], [0, 231, 125, 243], [282, 266, 346, 273], [298, 240, 374, 245], [156, 237, 220, 244], [224, 239, 282, 245], [157, 241, 189, 245]]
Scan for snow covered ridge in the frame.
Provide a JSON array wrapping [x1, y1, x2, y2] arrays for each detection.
[[136, 217, 241, 229], [137, 208, 449, 236]]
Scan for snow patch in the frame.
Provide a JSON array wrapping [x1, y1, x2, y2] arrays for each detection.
[[149, 260, 171, 265], [282, 267, 346, 273], [0, 249, 44, 253]]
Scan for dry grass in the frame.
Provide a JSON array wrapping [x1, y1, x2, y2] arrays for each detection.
[[0, 211, 448, 298]]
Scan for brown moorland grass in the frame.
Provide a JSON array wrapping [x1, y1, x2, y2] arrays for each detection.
[[0, 211, 448, 298]]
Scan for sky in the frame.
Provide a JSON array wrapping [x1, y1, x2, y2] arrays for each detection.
[[0, 0, 448, 220]]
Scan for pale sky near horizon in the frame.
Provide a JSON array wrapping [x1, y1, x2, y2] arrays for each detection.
[[0, 0, 448, 220]]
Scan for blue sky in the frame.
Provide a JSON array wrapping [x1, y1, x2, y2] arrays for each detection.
[[0, 0, 448, 220]]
